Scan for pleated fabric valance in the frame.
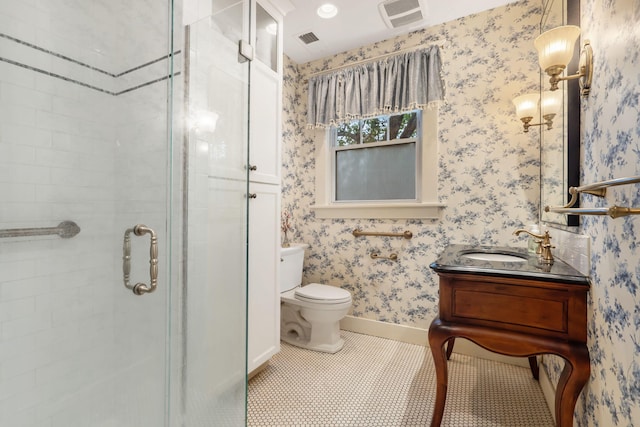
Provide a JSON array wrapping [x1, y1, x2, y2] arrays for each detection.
[[307, 45, 445, 128]]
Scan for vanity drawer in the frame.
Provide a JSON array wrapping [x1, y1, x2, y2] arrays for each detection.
[[438, 274, 587, 341]]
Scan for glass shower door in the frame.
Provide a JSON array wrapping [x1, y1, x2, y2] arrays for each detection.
[[1, 0, 251, 425], [177, 0, 251, 424], [0, 1, 175, 425]]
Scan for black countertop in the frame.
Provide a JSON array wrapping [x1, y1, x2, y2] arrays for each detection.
[[430, 244, 590, 285]]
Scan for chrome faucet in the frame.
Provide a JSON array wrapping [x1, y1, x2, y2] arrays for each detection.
[[513, 228, 555, 264]]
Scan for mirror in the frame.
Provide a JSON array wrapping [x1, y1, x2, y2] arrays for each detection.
[[539, 0, 580, 226]]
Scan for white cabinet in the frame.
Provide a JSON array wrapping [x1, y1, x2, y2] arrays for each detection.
[[246, 0, 289, 375], [249, 60, 281, 184], [247, 182, 280, 373]]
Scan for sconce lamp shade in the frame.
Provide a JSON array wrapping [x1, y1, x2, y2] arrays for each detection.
[[541, 90, 562, 117], [513, 93, 539, 119], [534, 25, 581, 73]]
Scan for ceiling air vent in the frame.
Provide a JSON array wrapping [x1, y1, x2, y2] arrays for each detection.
[[378, 0, 427, 29], [298, 32, 319, 45]]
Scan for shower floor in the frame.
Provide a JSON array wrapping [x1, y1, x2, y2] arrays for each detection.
[[248, 330, 554, 426]]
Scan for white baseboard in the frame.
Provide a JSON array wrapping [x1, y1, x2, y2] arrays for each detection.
[[340, 315, 528, 368], [340, 315, 428, 345], [539, 361, 557, 421]]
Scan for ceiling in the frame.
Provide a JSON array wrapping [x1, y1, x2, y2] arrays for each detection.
[[282, 0, 521, 64]]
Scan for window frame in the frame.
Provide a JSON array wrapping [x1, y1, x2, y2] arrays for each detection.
[[330, 111, 422, 203], [311, 107, 445, 219]]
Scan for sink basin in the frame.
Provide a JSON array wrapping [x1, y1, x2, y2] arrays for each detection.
[[461, 252, 527, 262]]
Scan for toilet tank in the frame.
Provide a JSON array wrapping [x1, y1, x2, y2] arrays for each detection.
[[280, 243, 309, 293]]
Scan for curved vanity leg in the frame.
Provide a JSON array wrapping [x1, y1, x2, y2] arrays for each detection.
[[428, 318, 450, 427], [554, 344, 590, 427], [445, 337, 455, 360], [528, 356, 539, 380]]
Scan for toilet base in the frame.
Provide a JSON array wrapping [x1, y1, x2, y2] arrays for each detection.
[[281, 333, 345, 354], [280, 300, 349, 354]]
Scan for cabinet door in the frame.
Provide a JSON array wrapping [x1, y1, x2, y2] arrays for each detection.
[[247, 182, 281, 373], [254, 1, 279, 72], [249, 60, 281, 184]]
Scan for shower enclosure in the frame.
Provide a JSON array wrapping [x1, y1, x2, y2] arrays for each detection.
[[0, 1, 249, 425]]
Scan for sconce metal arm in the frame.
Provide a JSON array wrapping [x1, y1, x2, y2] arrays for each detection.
[[520, 114, 556, 133], [546, 41, 593, 96]]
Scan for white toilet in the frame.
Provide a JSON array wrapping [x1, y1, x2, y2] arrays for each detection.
[[280, 243, 352, 353]]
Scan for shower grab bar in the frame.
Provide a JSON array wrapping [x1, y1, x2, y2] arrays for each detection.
[[352, 228, 413, 239], [0, 221, 80, 239]]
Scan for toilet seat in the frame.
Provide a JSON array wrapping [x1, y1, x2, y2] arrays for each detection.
[[294, 283, 352, 304]]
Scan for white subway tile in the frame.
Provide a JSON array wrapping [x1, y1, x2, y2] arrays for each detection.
[[1, 342, 45, 379], [0, 297, 35, 322], [0, 12, 36, 44], [0, 164, 50, 184], [1, 311, 51, 340], [0, 1, 46, 31], [0, 123, 52, 148], [0, 260, 40, 285], [0, 183, 36, 202], [0, 62, 36, 89], [1, 81, 53, 111], [0, 334, 37, 361], [0, 103, 36, 127], [0, 406, 40, 427], [0, 370, 35, 401], [0, 203, 53, 224], [0, 276, 50, 302]]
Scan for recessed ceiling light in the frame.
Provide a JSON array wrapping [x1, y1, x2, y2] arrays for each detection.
[[317, 3, 338, 19]]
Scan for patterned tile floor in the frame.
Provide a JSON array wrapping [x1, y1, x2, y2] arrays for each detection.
[[248, 331, 554, 426]]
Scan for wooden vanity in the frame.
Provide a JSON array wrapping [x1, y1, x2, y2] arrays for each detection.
[[428, 245, 590, 427]]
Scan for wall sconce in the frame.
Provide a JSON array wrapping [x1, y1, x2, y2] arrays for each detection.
[[513, 91, 561, 133], [534, 25, 593, 96]]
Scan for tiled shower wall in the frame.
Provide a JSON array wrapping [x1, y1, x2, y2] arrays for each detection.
[[0, 1, 173, 425]]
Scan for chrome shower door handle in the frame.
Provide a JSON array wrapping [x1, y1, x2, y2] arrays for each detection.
[[123, 224, 158, 295]]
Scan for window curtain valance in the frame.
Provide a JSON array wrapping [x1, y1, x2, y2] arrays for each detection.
[[307, 45, 445, 128]]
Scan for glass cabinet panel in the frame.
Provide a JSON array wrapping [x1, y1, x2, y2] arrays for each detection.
[[255, 3, 278, 71]]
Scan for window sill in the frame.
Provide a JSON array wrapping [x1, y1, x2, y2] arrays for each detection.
[[311, 203, 445, 219]]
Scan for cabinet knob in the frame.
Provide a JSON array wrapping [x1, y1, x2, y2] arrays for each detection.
[[248, 193, 257, 199], [248, 165, 257, 171]]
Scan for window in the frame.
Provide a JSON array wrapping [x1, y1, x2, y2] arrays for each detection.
[[311, 107, 444, 219], [333, 111, 420, 202]]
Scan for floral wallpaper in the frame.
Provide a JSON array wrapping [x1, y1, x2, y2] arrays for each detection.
[[544, 0, 640, 425], [282, 0, 640, 425], [282, 0, 541, 328]]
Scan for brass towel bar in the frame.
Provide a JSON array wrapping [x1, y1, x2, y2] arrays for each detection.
[[545, 175, 640, 218], [352, 228, 413, 239], [545, 206, 640, 219]]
